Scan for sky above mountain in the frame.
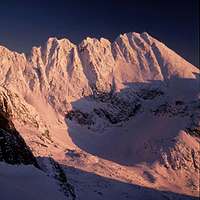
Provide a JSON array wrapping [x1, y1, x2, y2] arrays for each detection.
[[0, 0, 199, 66]]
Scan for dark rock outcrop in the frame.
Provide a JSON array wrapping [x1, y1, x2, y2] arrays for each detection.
[[0, 110, 38, 167]]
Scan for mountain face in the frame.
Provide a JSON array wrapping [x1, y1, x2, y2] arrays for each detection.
[[0, 32, 199, 200], [0, 32, 198, 112]]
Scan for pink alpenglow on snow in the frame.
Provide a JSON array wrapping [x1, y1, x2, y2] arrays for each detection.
[[0, 32, 199, 200]]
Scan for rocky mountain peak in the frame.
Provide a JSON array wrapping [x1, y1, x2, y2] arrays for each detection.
[[0, 31, 199, 199], [0, 32, 198, 115]]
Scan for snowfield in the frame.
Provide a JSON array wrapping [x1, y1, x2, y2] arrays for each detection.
[[0, 162, 65, 200], [0, 32, 199, 199]]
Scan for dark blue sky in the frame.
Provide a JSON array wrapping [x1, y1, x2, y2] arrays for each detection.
[[0, 0, 199, 66]]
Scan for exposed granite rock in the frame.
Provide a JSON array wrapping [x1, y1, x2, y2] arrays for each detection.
[[65, 110, 94, 126], [0, 110, 38, 167]]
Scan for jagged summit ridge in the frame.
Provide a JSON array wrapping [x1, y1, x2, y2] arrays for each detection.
[[0, 32, 199, 114], [0, 32, 199, 199]]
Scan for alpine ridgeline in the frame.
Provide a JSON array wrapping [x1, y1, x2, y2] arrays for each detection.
[[0, 32, 199, 200]]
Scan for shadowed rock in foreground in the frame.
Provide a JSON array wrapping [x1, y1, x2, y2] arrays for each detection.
[[0, 110, 38, 167]]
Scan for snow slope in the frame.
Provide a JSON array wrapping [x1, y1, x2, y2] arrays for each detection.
[[0, 32, 199, 199], [0, 162, 65, 200]]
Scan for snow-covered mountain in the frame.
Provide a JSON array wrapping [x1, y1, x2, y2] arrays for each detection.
[[0, 32, 199, 200]]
